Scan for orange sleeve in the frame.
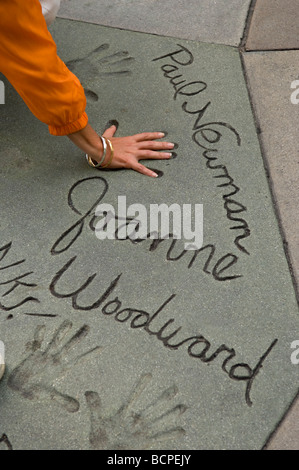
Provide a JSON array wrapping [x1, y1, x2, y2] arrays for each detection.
[[0, 0, 88, 136]]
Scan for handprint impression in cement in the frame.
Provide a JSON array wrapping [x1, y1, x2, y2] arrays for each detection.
[[85, 373, 187, 450], [7, 321, 187, 449], [66, 43, 135, 102], [7, 320, 102, 412]]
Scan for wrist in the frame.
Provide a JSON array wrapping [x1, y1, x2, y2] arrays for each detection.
[[86, 135, 114, 168], [67, 124, 114, 168], [68, 123, 103, 161]]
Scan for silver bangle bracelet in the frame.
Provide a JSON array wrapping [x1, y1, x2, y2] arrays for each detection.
[[85, 135, 107, 168]]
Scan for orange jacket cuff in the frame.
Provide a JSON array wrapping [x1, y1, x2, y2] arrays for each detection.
[[0, 0, 88, 136], [49, 111, 89, 136]]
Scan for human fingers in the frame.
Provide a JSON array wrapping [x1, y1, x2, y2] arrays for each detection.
[[137, 150, 173, 160], [102, 124, 118, 139], [137, 140, 175, 151], [134, 132, 167, 142], [129, 160, 160, 178]]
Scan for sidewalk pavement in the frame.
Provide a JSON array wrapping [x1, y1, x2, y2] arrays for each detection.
[[0, 0, 298, 450]]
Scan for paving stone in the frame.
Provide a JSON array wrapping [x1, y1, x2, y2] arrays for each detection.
[[243, 50, 299, 290], [0, 20, 298, 450], [58, 0, 251, 46], [264, 394, 299, 450], [244, 49, 299, 449], [246, 0, 299, 51]]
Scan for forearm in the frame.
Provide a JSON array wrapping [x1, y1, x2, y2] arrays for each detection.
[[67, 124, 104, 163]]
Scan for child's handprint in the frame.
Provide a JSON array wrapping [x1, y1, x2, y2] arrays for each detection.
[[85, 373, 187, 450], [8, 320, 102, 412]]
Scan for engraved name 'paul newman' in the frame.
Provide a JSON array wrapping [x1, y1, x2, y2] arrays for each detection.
[[153, 44, 251, 256]]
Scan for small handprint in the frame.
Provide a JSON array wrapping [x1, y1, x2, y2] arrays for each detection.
[[8, 320, 102, 412], [66, 43, 135, 102], [85, 373, 187, 450]]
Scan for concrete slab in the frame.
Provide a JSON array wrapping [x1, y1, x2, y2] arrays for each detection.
[[244, 50, 299, 449], [58, 0, 251, 47], [264, 392, 299, 450], [246, 0, 299, 51], [0, 20, 298, 450], [243, 50, 299, 292]]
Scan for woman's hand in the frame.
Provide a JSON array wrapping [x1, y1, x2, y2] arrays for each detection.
[[68, 123, 175, 178]]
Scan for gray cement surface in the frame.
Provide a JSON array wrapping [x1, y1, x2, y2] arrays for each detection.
[[246, 0, 299, 50], [0, 18, 299, 450], [58, 0, 251, 46]]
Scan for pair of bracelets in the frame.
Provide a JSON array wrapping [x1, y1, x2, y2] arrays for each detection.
[[85, 135, 114, 168], [100, 137, 114, 168]]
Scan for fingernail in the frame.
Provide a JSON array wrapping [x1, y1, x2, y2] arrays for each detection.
[[104, 119, 119, 132], [150, 169, 164, 178], [158, 132, 165, 137]]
